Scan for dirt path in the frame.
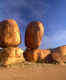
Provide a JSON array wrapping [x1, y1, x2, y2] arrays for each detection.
[[0, 63, 66, 80]]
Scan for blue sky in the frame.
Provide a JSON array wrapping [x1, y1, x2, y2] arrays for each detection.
[[0, 0, 66, 49]]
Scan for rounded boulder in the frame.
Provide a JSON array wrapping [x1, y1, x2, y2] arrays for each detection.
[[0, 19, 21, 47], [25, 21, 44, 49]]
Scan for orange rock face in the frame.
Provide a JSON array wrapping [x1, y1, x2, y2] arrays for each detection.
[[51, 45, 66, 64], [25, 21, 44, 49], [23, 48, 51, 62], [0, 19, 21, 47], [0, 47, 25, 65]]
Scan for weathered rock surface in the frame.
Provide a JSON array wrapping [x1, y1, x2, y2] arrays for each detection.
[[51, 45, 66, 64], [25, 21, 44, 49], [23, 45, 66, 64], [23, 48, 51, 62], [0, 47, 25, 65], [0, 19, 21, 47]]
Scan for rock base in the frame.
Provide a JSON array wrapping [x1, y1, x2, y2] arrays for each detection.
[[0, 47, 25, 65], [23, 48, 51, 62]]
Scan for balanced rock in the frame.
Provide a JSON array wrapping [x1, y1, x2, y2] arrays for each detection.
[[23, 48, 51, 62], [25, 21, 44, 49], [0, 19, 21, 47], [0, 47, 25, 65]]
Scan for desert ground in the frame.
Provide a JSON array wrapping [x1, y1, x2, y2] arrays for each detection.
[[0, 62, 66, 80]]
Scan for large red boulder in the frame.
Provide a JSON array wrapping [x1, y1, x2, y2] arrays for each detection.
[[25, 21, 44, 49], [0, 19, 21, 47]]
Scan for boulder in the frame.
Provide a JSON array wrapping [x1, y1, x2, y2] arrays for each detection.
[[0, 19, 21, 47], [23, 48, 51, 62], [0, 47, 25, 65], [25, 21, 44, 49], [51, 45, 66, 64]]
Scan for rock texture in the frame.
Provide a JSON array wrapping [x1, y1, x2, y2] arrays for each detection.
[[25, 21, 44, 49], [24, 45, 66, 64], [51, 45, 66, 64], [23, 48, 51, 62], [0, 47, 25, 65], [0, 19, 21, 48]]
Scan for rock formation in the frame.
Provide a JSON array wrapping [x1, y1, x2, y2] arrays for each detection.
[[23, 48, 51, 62], [24, 20, 66, 64], [0, 19, 24, 65], [25, 21, 44, 49], [24, 21, 51, 63], [0, 19, 65, 65], [0, 19, 21, 48], [50, 45, 66, 64], [0, 47, 25, 65]]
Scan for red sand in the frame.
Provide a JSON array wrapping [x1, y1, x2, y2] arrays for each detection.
[[0, 64, 66, 80]]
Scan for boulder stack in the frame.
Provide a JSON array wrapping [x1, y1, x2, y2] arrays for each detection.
[[0, 19, 24, 65], [23, 21, 50, 62]]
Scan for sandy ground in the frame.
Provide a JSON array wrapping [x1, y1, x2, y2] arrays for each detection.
[[0, 63, 66, 80]]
